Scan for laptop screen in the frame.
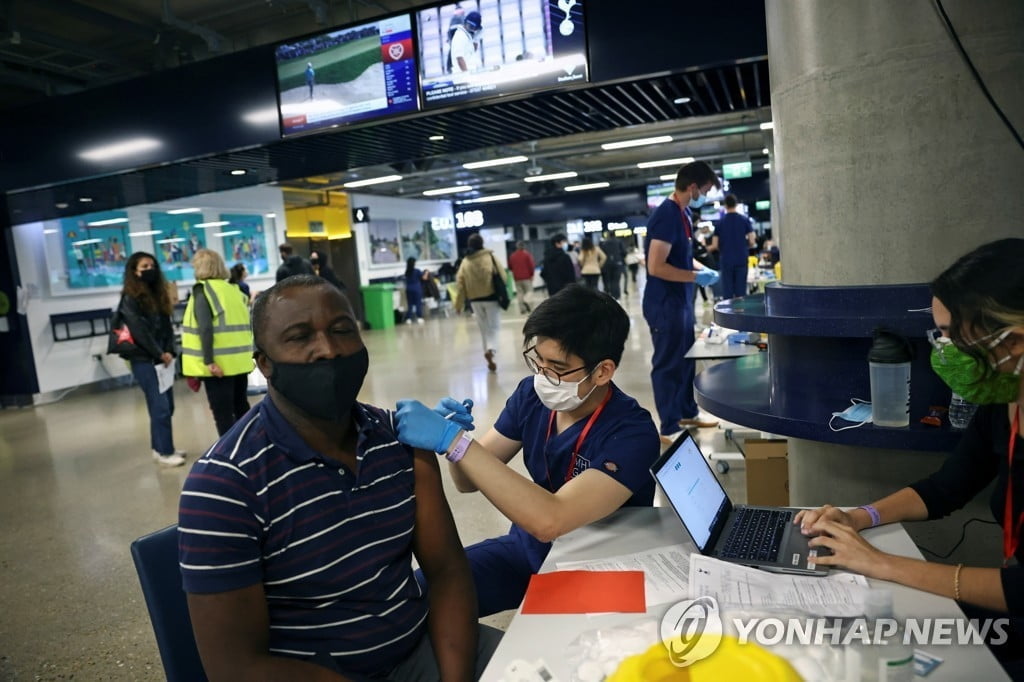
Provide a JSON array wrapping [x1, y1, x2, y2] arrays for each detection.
[[651, 433, 729, 551]]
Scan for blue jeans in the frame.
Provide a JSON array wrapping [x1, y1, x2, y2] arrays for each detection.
[[644, 298, 698, 434], [131, 361, 175, 455], [405, 289, 423, 321], [721, 263, 749, 299]]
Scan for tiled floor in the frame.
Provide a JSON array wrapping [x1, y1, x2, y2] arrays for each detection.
[[0, 284, 746, 680]]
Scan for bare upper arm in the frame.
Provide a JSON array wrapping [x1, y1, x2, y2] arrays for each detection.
[[187, 584, 271, 680], [547, 469, 635, 538], [411, 449, 466, 576]]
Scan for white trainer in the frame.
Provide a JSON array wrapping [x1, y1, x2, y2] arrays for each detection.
[[152, 450, 186, 467]]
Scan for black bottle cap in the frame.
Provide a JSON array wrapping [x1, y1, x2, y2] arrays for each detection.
[[868, 327, 913, 363]]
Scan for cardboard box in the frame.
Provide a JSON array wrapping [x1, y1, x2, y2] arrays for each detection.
[[743, 439, 789, 506]]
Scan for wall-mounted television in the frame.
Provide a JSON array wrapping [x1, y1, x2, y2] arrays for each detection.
[[275, 14, 419, 136], [417, 0, 587, 109]]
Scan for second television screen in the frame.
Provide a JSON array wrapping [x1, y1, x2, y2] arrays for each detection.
[[417, 0, 587, 108], [276, 14, 418, 135]]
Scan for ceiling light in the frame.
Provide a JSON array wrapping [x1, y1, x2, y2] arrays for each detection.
[[43, 229, 59, 235], [241, 107, 279, 125], [86, 217, 129, 226], [764, 163, 771, 169], [78, 137, 161, 162], [55, 202, 69, 209], [79, 197, 92, 203], [600, 136, 673, 151], [166, 207, 201, 214], [460, 193, 521, 204], [156, 238, 186, 244], [659, 173, 675, 181], [195, 221, 230, 228], [565, 182, 610, 192], [759, 121, 774, 130], [230, 169, 247, 176], [463, 155, 529, 170], [762, 147, 770, 155], [423, 185, 473, 196], [265, 213, 277, 218], [342, 174, 403, 188], [429, 135, 445, 141], [213, 231, 243, 237], [129, 230, 163, 237], [524, 171, 577, 183], [72, 238, 103, 245], [637, 157, 695, 169], [674, 97, 691, 104]]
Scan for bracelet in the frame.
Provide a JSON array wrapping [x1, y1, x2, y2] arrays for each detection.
[[954, 563, 964, 601], [446, 431, 473, 463], [858, 504, 881, 528]]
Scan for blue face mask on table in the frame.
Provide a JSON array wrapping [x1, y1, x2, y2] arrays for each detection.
[[829, 399, 872, 431]]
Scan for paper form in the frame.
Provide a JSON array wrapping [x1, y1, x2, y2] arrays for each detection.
[[556, 544, 693, 606], [155, 362, 176, 394], [689, 554, 870, 617]]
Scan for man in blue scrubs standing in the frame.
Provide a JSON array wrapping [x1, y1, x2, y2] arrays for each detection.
[[643, 161, 722, 443]]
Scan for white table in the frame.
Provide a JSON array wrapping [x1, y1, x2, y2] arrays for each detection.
[[481, 506, 1009, 681]]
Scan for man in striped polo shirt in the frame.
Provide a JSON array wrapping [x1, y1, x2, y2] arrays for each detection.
[[178, 275, 500, 680]]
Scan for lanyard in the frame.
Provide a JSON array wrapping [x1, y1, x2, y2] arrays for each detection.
[[544, 386, 613, 487], [671, 195, 692, 240], [1003, 405, 1023, 566]]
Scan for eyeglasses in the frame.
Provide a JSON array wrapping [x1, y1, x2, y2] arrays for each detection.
[[523, 346, 589, 386]]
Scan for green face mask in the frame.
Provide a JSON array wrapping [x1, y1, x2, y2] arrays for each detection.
[[929, 333, 1022, 404]]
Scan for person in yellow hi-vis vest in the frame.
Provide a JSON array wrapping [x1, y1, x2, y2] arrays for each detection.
[[182, 249, 255, 436]]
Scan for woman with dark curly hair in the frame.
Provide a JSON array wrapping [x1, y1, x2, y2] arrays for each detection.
[[117, 252, 184, 466]]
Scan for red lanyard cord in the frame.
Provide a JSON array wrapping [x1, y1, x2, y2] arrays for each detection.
[[543, 386, 614, 489], [1003, 405, 1022, 566]]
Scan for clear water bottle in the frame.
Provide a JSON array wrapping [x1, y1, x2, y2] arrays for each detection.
[[948, 393, 978, 430], [845, 590, 913, 682]]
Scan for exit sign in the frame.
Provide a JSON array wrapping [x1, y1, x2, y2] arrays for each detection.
[[722, 161, 752, 179], [755, 200, 771, 210]]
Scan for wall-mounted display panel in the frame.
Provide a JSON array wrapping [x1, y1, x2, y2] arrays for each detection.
[[276, 14, 419, 135], [57, 210, 133, 289], [417, 0, 587, 109], [219, 214, 272, 277]]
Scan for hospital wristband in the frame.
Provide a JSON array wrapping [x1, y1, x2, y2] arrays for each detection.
[[446, 431, 473, 463], [858, 504, 881, 528]]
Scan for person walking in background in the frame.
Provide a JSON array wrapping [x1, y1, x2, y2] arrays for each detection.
[[578, 237, 606, 290], [625, 246, 641, 291], [117, 252, 184, 466], [540, 233, 575, 297], [404, 256, 426, 325], [275, 242, 313, 282], [229, 263, 251, 302], [599, 232, 625, 300], [310, 249, 345, 291], [643, 161, 722, 444], [455, 233, 503, 372], [508, 241, 536, 314], [181, 249, 254, 437], [712, 193, 757, 299]]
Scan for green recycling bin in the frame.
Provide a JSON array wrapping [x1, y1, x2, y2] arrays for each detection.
[[361, 283, 395, 330]]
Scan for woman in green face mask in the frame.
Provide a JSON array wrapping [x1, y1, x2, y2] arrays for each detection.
[[794, 238, 1024, 666]]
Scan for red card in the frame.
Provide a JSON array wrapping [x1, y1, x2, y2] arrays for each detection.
[[520, 570, 646, 614]]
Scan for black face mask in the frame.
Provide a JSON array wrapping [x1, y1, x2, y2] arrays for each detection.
[[266, 347, 369, 422], [139, 269, 159, 285]]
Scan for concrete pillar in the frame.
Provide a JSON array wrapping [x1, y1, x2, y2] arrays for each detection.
[[765, 0, 1024, 556]]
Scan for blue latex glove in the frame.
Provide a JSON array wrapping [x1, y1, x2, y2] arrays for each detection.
[[433, 397, 474, 431], [395, 399, 464, 453], [695, 268, 720, 287]]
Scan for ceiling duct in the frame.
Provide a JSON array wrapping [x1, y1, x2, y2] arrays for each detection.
[[161, 0, 226, 53]]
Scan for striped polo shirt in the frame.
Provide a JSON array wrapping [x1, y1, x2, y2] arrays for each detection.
[[178, 396, 428, 677]]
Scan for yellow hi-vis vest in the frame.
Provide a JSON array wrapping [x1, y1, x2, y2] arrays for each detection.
[[181, 279, 254, 378]]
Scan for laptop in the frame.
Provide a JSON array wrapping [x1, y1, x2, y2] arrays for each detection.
[[650, 431, 829, 576]]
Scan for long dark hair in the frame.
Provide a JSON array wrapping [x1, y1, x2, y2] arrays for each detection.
[[122, 252, 173, 315], [229, 263, 246, 284], [405, 257, 417, 276], [931, 238, 1024, 373]]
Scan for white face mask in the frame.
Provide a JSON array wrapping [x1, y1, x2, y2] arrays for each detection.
[[533, 372, 597, 412]]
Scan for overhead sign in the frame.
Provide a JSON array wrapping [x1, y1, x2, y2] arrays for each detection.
[[455, 210, 485, 229], [352, 206, 370, 223], [583, 220, 603, 233], [755, 200, 771, 210], [722, 161, 752, 180]]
